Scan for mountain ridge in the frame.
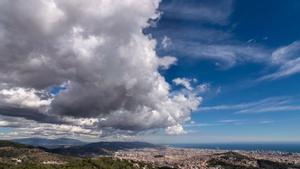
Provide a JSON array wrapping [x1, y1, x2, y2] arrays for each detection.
[[11, 137, 86, 148], [9, 138, 162, 156], [49, 141, 162, 157]]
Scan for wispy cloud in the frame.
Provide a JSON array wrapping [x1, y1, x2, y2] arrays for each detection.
[[259, 41, 300, 80], [155, 0, 272, 69], [157, 1, 300, 80], [198, 97, 300, 114], [236, 105, 300, 114], [218, 119, 241, 123], [170, 41, 270, 68], [160, 0, 233, 25], [184, 119, 274, 129], [259, 120, 274, 124], [184, 122, 221, 127]]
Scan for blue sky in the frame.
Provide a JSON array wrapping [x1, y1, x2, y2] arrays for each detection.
[[1, 0, 300, 143], [144, 0, 300, 143]]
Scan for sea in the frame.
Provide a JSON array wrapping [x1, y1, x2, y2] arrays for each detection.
[[166, 143, 300, 153]]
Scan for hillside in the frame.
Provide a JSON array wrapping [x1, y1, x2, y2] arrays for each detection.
[[50, 141, 161, 157], [0, 140, 71, 168], [12, 137, 86, 148], [0, 140, 32, 149], [1, 140, 299, 169], [0, 140, 161, 169], [207, 152, 300, 169]]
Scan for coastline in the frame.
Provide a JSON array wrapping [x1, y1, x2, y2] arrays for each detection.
[[164, 143, 300, 154]]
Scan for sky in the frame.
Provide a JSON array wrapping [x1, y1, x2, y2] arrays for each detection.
[[0, 0, 300, 143]]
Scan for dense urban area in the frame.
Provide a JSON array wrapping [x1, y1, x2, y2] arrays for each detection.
[[1, 139, 300, 169], [114, 147, 300, 169]]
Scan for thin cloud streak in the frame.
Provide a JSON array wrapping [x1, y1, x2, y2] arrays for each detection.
[[157, 0, 300, 80], [198, 97, 300, 114], [160, 0, 233, 25], [184, 119, 275, 129], [257, 41, 300, 81]]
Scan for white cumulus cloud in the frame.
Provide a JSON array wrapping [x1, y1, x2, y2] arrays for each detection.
[[0, 0, 201, 137]]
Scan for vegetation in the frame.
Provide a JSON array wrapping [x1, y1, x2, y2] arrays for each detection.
[[207, 152, 300, 169], [49, 141, 159, 157], [257, 159, 300, 169], [0, 157, 176, 169], [0, 157, 136, 169], [0, 140, 159, 169], [2, 140, 300, 169], [0, 140, 32, 149], [157, 167, 178, 169], [12, 137, 86, 149], [207, 160, 257, 169]]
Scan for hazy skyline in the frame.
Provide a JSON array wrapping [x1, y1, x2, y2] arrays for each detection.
[[1, 0, 300, 143]]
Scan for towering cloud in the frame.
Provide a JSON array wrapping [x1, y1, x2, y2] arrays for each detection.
[[0, 0, 201, 137]]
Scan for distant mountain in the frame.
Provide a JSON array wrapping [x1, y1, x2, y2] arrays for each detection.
[[0, 140, 33, 149], [10, 138, 162, 157], [12, 137, 86, 149], [0, 140, 69, 164], [0, 140, 144, 169], [1, 140, 299, 169], [50, 141, 161, 157]]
